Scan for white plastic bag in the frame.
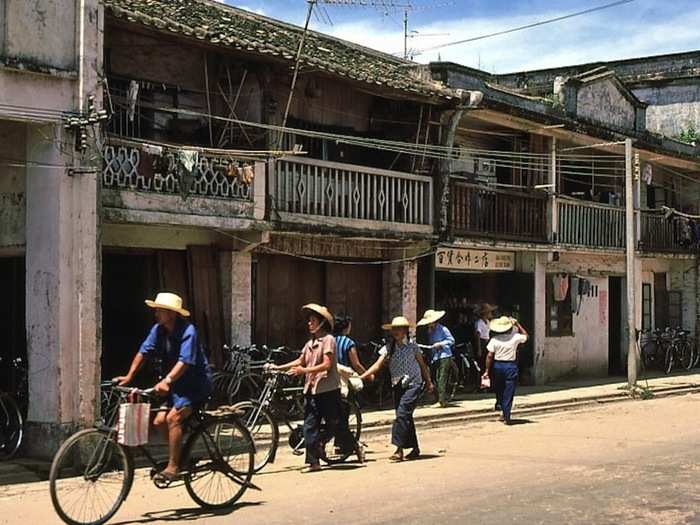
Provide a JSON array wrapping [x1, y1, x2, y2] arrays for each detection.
[[117, 403, 150, 446]]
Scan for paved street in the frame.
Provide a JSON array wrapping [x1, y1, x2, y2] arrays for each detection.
[[1, 393, 698, 525]]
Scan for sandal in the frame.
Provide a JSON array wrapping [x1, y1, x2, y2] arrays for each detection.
[[389, 453, 404, 462], [301, 464, 322, 474], [153, 470, 182, 486], [405, 449, 420, 461]]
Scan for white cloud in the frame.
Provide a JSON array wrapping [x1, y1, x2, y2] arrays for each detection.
[[318, 1, 700, 73]]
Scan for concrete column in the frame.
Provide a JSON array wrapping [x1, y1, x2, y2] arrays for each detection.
[[221, 251, 253, 347], [533, 253, 548, 385], [382, 260, 418, 327], [24, 124, 100, 458]]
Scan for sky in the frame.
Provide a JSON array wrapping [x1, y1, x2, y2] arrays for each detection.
[[213, 0, 700, 74]]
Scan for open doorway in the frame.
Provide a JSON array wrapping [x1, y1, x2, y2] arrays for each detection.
[[608, 277, 623, 375]]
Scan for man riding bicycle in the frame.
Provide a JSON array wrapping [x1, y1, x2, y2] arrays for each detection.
[[114, 292, 212, 483]]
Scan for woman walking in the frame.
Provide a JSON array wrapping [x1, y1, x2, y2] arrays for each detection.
[[273, 303, 353, 473], [361, 316, 433, 461], [482, 316, 528, 425]]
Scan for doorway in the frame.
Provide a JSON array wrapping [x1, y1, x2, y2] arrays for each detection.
[[608, 277, 623, 375]]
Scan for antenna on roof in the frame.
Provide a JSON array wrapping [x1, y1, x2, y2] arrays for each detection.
[[319, 0, 453, 60]]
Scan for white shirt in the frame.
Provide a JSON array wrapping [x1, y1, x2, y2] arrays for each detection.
[[487, 330, 528, 362], [476, 319, 490, 341]]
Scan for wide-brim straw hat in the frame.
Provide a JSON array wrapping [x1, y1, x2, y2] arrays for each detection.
[[302, 303, 334, 330], [145, 292, 190, 317], [416, 309, 446, 327], [382, 316, 414, 331], [489, 316, 515, 334]]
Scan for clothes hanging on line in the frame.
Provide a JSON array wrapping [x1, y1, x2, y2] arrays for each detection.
[[552, 274, 569, 302]]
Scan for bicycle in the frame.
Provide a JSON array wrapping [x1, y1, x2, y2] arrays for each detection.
[[418, 344, 459, 403], [0, 356, 26, 460], [665, 328, 695, 374], [639, 328, 669, 372], [233, 369, 363, 472], [454, 342, 482, 393], [49, 383, 257, 525]]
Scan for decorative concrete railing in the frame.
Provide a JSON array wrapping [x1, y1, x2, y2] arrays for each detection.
[[270, 157, 433, 230], [451, 181, 548, 242], [557, 197, 625, 249], [102, 142, 254, 202]]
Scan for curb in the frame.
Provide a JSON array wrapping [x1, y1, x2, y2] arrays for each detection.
[[358, 383, 700, 439]]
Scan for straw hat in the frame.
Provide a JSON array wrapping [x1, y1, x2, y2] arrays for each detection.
[[416, 309, 446, 327], [382, 316, 414, 331], [145, 292, 190, 317], [489, 316, 515, 334], [302, 303, 334, 330]]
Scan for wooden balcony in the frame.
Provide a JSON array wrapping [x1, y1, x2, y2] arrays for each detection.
[[450, 181, 548, 242], [557, 197, 626, 249], [270, 157, 433, 234], [638, 210, 693, 253], [101, 140, 265, 228]]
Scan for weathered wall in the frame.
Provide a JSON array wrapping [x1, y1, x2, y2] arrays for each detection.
[[382, 260, 418, 328], [1, 0, 77, 70], [633, 82, 700, 138], [576, 79, 636, 130], [0, 120, 26, 248]]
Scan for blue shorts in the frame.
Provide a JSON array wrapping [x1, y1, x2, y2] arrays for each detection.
[[168, 392, 208, 411]]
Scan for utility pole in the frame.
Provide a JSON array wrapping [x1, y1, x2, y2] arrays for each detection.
[[625, 137, 638, 388], [403, 9, 409, 59]]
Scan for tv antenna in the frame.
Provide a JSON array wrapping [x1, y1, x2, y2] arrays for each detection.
[[318, 1, 453, 60]]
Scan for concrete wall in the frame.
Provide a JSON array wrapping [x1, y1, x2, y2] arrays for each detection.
[[0, 120, 26, 249], [382, 261, 418, 328], [633, 82, 700, 138], [576, 79, 636, 130], [1, 0, 77, 70]]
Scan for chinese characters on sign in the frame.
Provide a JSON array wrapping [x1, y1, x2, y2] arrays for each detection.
[[435, 247, 515, 272]]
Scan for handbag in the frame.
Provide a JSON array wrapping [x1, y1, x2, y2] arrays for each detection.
[[480, 375, 491, 390], [117, 402, 150, 446]]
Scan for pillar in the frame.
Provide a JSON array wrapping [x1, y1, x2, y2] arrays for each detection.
[[221, 251, 253, 347], [382, 260, 418, 327], [24, 124, 100, 458], [533, 253, 548, 385]]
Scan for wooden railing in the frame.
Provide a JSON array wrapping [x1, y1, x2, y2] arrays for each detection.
[[639, 210, 691, 252], [557, 198, 625, 249], [450, 181, 548, 241], [271, 157, 433, 228]]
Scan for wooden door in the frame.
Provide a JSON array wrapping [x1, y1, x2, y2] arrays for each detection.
[[654, 273, 669, 330]]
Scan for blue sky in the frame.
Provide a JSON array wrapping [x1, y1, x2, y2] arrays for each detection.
[[215, 0, 700, 73]]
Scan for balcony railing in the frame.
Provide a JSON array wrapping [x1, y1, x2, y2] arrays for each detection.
[[639, 210, 692, 252], [450, 181, 548, 242], [270, 157, 433, 231], [557, 197, 625, 249], [103, 142, 254, 202]]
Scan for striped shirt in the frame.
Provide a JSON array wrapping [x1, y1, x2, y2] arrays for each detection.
[[335, 335, 355, 367]]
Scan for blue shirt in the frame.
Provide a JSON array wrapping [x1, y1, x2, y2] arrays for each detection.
[[335, 335, 355, 367], [379, 340, 423, 387], [139, 319, 212, 402], [428, 323, 455, 363]]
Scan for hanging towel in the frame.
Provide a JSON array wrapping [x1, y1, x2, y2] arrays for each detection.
[[127, 80, 140, 122], [552, 274, 569, 302], [177, 150, 199, 199]]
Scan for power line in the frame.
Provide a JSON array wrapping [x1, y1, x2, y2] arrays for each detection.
[[418, 0, 635, 55]]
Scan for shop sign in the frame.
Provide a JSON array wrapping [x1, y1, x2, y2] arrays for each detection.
[[435, 247, 515, 272]]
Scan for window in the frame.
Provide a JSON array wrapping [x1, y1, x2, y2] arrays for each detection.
[[642, 283, 652, 331], [668, 291, 683, 329], [546, 274, 573, 337]]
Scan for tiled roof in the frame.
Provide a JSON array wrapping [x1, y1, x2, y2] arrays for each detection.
[[104, 0, 451, 100]]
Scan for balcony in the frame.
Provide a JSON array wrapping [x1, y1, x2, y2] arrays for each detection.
[[269, 157, 433, 234], [557, 197, 626, 250], [450, 181, 548, 242], [101, 139, 265, 228], [638, 210, 694, 253]]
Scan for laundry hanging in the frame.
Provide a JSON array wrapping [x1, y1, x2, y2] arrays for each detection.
[[552, 273, 569, 302]]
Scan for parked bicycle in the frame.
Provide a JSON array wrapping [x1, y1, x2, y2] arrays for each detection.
[[640, 327, 696, 375], [0, 356, 26, 460], [49, 383, 257, 525], [454, 342, 483, 393], [233, 369, 362, 472]]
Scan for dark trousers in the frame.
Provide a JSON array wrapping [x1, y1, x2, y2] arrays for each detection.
[[493, 361, 518, 421], [334, 395, 357, 454], [434, 357, 452, 405], [391, 383, 422, 450], [303, 389, 346, 465]]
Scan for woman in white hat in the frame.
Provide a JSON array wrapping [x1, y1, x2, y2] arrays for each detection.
[[482, 316, 528, 425], [417, 309, 455, 408], [114, 292, 212, 483], [360, 316, 433, 461], [271, 303, 357, 473]]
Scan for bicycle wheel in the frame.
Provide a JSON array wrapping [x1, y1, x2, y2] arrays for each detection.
[[640, 342, 657, 371], [0, 394, 23, 460], [50, 428, 133, 525], [231, 400, 279, 472], [664, 345, 675, 375], [184, 417, 255, 509]]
